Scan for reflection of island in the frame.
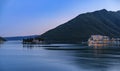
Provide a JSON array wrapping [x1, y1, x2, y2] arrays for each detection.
[[23, 44, 43, 48], [23, 44, 61, 49]]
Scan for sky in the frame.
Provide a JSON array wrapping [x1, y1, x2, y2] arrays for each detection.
[[0, 0, 120, 37]]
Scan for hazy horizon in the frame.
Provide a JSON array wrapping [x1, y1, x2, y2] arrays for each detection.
[[1, 0, 120, 37]]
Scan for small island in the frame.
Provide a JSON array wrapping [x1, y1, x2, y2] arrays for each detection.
[[0, 37, 6, 43], [23, 37, 44, 44]]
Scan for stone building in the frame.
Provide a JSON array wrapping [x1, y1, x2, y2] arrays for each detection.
[[88, 35, 120, 47]]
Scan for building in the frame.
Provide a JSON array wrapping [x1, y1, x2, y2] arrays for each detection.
[[88, 35, 120, 47]]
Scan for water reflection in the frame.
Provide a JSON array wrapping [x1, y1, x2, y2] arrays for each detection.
[[58, 49, 120, 71], [0, 42, 4, 48], [23, 44, 120, 71], [23, 44, 43, 49], [0, 44, 1, 48], [4, 42, 120, 71]]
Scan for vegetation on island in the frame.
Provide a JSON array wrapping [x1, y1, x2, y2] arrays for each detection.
[[23, 37, 44, 44]]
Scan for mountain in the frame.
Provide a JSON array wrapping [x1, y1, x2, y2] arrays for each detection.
[[40, 9, 120, 43], [5, 35, 39, 41]]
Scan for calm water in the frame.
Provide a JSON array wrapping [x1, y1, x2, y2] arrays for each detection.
[[0, 41, 120, 71]]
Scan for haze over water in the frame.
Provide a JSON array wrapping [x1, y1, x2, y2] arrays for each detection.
[[0, 41, 120, 71]]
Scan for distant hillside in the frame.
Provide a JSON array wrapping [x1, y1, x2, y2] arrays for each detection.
[[5, 35, 38, 41], [40, 9, 120, 43]]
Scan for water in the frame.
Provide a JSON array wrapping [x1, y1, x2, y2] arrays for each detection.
[[0, 41, 120, 71]]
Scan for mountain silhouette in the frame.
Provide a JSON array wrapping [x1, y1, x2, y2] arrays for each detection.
[[40, 9, 120, 43]]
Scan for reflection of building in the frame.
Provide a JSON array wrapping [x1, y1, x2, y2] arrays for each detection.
[[88, 35, 120, 47]]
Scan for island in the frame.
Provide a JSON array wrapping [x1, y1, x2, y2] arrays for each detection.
[[0, 37, 6, 43], [23, 37, 44, 44]]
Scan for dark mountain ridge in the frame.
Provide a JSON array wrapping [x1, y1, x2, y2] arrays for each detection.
[[40, 9, 120, 43]]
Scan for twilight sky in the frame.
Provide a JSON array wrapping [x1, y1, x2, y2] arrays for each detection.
[[0, 0, 120, 37]]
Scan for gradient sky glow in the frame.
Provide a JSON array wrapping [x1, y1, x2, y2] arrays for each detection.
[[0, 0, 120, 37]]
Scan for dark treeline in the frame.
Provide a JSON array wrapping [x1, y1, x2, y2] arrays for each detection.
[[23, 37, 44, 44]]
